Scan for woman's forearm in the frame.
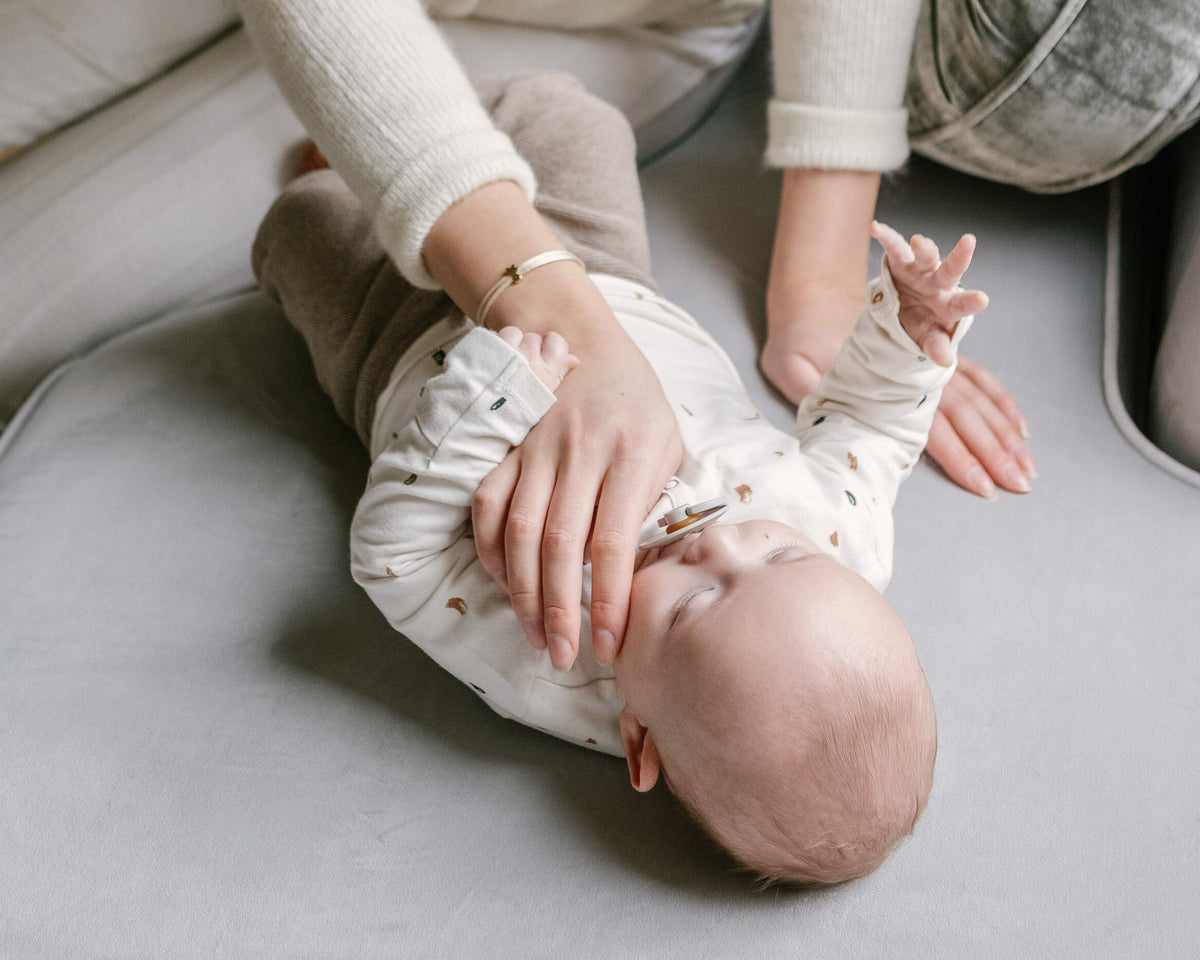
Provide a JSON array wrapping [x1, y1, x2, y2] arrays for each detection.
[[238, 0, 535, 287], [768, 167, 881, 328]]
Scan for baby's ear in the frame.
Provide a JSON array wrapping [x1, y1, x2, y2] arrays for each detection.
[[619, 705, 661, 792]]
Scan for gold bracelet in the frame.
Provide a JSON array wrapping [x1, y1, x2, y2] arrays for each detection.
[[474, 250, 585, 324]]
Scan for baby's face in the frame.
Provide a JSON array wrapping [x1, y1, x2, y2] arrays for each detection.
[[613, 518, 912, 743], [612, 518, 933, 880]]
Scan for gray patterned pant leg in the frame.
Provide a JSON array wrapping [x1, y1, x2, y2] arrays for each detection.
[[906, 0, 1200, 192]]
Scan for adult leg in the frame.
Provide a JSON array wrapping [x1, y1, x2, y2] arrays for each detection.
[[906, 0, 1200, 191]]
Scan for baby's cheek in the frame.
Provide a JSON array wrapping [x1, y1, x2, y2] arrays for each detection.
[[620, 571, 659, 660]]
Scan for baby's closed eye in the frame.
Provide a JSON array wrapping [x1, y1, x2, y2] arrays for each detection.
[[672, 585, 714, 626]]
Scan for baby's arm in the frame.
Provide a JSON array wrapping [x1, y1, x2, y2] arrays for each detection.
[[350, 327, 574, 624], [795, 222, 987, 506]]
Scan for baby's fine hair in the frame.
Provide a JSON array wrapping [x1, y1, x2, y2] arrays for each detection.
[[669, 651, 937, 887]]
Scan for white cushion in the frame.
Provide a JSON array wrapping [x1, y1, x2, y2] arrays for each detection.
[[0, 0, 239, 154]]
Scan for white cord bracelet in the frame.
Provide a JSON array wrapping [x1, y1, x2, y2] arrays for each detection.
[[474, 250, 584, 324]]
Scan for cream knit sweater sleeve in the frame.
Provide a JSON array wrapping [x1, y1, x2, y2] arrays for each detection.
[[766, 0, 922, 171], [238, 0, 537, 289]]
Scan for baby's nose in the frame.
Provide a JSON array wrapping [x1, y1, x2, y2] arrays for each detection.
[[687, 522, 744, 565]]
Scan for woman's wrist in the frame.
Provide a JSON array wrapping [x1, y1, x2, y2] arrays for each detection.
[[768, 167, 881, 331], [422, 179, 627, 354]]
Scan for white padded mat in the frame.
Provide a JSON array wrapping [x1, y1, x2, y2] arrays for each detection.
[[1, 28, 1198, 960]]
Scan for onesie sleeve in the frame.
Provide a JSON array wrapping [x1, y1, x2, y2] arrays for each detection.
[[237, 0, 536, 288], [765, 0, 922, 170], [350, 326, 554, 622], [794, 261, 973, 510], [349, 328, 624, 757]]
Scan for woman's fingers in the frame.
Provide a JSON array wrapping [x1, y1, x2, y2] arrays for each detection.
[[586, 445, 675, 665], [501, 458, 562, 654], [926, 362, 1037, 496], [536, 456, 600, 672], [957, 355, 1029, 439], [472, 451, 520, 593], [926, 408, 995, 499]]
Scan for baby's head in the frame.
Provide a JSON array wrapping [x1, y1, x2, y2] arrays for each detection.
[[613, 519, 936, 885]]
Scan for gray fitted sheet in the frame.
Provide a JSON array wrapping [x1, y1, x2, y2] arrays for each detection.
[[2, 28, 1198, 960]]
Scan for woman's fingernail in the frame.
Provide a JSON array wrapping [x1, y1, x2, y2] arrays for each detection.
[[549, 636, 574, 671], [524, 623, 547, 651], [1001, 462, 1031, 493], [593, 630, 615, 664], [968, 467, 998, 501]]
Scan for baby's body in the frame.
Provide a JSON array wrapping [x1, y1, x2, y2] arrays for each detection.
[[350, 257, 959, 747], [253, 71, 984, 883], [347, 223, 981, 881]]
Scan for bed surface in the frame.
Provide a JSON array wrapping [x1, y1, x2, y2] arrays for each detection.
[[2, 24, 1198, 959]]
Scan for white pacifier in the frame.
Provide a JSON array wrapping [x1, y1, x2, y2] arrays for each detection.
[[637, 497, 729, 550]]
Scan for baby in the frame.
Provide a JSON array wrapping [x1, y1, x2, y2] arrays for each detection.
[[252, 72, 985, 885]]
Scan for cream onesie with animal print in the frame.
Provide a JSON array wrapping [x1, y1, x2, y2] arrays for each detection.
[[350, 266, 969, 755]]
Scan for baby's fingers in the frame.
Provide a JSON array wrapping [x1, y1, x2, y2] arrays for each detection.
[[910, 234, 941, 273], [870, 220, 914, 265], [541, 330, 570, 365], [937, 233, 977, 288], [950, 288, 989, 316], [496, 325, 524, 349], [918, 329, 955, 367]]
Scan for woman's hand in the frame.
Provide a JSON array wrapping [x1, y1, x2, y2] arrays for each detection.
[[926, 358, 1035, 498], [423, 181, 682, 671], [764, 169, 1035, 498], [473, 329, 681, 671]]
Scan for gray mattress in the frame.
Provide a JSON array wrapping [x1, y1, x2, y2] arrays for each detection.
[[2, 26, 1198, 960]]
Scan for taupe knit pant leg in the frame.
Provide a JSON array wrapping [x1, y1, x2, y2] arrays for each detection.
[[478, 71, 655, 290], [252, 70, 654, 449]]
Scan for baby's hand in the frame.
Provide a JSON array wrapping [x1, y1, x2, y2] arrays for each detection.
[[496, 326, 579, 392], [870, 220, 990, 367]]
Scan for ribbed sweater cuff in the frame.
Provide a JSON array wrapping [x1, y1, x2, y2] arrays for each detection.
[[374, 129, 538, 290], [765, 100, 910, 171]]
